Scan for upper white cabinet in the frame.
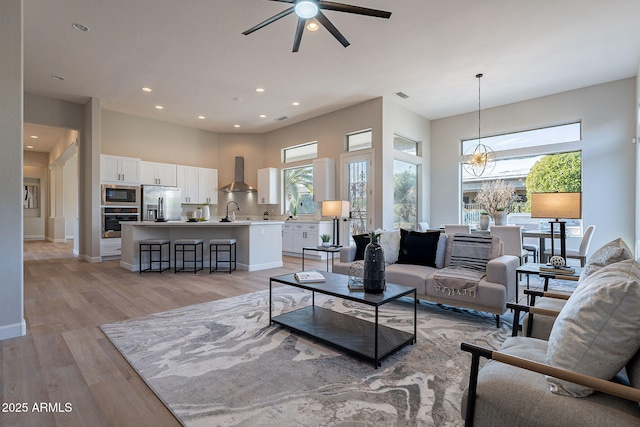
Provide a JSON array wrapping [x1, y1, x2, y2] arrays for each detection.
[[176, 165, 199, 203], [101, 155, 141, 184], [257, 167, 279, 205], [198, 167, 218, 205], [140, 161, 177, 186], [312, 158, 335, 202]]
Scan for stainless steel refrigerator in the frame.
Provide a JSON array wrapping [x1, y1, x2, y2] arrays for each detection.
[[141, 185, 182, 221]]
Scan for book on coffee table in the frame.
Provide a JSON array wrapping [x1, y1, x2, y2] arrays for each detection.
[[539, 265, 575, 274], [294, 271, 326, 283]]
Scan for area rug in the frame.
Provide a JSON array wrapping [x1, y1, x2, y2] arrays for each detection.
[[100, 288, 510, 426]]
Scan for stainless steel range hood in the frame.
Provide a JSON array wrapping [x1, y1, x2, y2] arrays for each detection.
[[219, 156, 257, 193]]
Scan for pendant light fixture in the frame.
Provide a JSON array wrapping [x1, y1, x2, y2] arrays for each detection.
[[464, 73, 495, 177]]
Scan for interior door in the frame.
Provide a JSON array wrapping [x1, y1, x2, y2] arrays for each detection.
[[341, 151, 374, 243]]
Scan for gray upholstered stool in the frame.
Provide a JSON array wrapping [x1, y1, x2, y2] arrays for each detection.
[[523, 243, 539, 262], [209, 238, 237, 273], [139, 239, 171, 273], [174, 238, 204, 273]]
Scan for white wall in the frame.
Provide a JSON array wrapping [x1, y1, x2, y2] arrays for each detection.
[[431, 78, 636, 258], [64, 153, 78, 239], [0, 0, 25, 340]]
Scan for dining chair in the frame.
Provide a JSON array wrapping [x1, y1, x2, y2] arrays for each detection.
[[444, 224, 471, 235], [490, 225, 529, 265], [543, 224, 596, 267]]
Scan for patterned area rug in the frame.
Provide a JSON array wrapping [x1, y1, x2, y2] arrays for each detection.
[[100, 288, 510, 426]]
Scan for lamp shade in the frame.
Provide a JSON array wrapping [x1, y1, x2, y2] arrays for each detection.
[[321, 200, 350, 218], [530, 192, 582, 219]]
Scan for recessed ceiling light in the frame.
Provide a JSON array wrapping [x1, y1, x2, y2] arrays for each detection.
[[259, 114, 267, 118], [30, 135, 38, 139], [306, 21, 319, 31], [255, 88, 265, 93], [51, 75, 65, 81], [292, 101, 300, 106], [234, 124, 241, 128], [72, 23, 89, 32], [155, 105, 164, 110], [233, 97, 243, 101], [26, 145, 34, 149], [198, 115, 206, 120], [141, 87, 152, 93]]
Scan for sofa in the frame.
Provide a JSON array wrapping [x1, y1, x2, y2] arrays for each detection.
[[460, 238, 640, 427], [333, 230, 519, 326]]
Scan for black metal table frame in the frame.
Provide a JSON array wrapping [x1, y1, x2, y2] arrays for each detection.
[[301, 245, 341, 272], [269, 272, 417, 368]]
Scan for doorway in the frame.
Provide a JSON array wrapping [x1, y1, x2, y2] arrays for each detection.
[[341, 151, 374, 243]]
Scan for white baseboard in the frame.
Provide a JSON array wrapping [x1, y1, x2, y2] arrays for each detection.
[[80, 254, 102, 263], [0, 319, 26, 341], [24, 235, 45, 241]]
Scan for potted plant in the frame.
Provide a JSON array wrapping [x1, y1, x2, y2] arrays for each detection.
[[320, 234, 332, 247], [479, 211, 490, 230], [263, 211, 269, 220], [474, 180, 517, 226]]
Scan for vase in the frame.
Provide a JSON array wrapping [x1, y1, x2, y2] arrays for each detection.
[[202, 205, 210, 221], [479, 215, 489, 230], [493, 211, 507, 225], [363, 234, 386, 294]]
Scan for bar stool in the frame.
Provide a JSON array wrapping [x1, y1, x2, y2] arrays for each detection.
[[174, 239, 204, 273], [139, 239, 171, 273], [209, 238, 236, 273]]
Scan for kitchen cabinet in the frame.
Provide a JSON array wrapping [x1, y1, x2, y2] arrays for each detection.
[[312, 158, 335, 202], [176, 165, 199, 203], [198, 167, 218, 205], [140, 161, 177, 186], [257, 167, 279, 204], [100, 238, 122, 257], [283, 221, 332, 258], [101, 155, 141, 184]]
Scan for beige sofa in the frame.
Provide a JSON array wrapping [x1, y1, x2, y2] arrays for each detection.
[[333, 230, 519, 326]]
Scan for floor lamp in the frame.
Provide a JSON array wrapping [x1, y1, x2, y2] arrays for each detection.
[[530, 192, 582, 263], [321, 200, 350, 246]]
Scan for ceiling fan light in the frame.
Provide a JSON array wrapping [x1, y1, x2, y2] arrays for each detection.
[[295, 1, 318, 19]]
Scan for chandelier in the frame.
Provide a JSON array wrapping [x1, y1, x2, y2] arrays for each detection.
[[463, 73, 495, 177]]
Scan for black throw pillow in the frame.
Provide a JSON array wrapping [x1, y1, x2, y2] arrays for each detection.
[[352, 234, 370, 261], [397, 229, 440, 267]]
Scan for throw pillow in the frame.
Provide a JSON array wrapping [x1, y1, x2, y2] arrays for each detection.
[[448, 234, 493, 271], [352, 234, 369, 261], [546, 259, 640, 397], [379, 230, 401, 264], [578, 237, 633, 282], [435, 232, 447, 269], [397, 229, 440, 267]]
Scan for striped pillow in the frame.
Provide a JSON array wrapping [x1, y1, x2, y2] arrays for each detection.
[[449, 234, 493, 271]]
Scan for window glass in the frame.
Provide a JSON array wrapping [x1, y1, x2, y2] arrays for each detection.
[[283, 142, 317, 163], [394, 134, 419, 155], [282, 166, 315, 215], [462, 122, 581, 154], [393, 160, 417, 230], [347, 130, 372, 151]]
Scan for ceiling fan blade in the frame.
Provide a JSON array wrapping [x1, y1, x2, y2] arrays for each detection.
[[316, 10, 350, 48], [242, 7, 295, 35], [292, 17, 306, 52], [269, 0, 295, 3], [318, 1, 391, 19]]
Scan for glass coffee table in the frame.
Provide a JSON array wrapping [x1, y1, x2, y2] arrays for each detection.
[[516, 262, 582, 291], [269, 271, 417, 368]]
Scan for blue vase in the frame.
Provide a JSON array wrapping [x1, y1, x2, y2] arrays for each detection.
[[363, 234, 386, 293]]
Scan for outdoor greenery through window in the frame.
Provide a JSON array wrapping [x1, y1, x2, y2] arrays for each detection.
[[283, 166, 315, 216], [394, 160, 417, 229], [462, 121, 582, 234]]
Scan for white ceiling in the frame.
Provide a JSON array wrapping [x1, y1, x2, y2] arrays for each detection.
[[23, 0, 640, 138]]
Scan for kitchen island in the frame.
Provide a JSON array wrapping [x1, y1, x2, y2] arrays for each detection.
[[120, 220, 284, 272]]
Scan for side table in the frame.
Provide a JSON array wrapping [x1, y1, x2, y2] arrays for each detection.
[[516, 262, 582, 292], [302, 245, 342, 272]]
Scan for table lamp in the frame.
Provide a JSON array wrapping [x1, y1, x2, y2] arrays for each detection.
[[321, 200, 350, 246], [530, 192, 582, 263]]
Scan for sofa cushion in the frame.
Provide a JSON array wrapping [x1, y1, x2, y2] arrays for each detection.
[[435, 232, 447, 269], [386, 263, 435, 294], [578, 237, 633, 282], [397, 229, 440, 267], [352, 234, 369, 261], [379, 230, 401, 264], [546, 259, 640, 397]]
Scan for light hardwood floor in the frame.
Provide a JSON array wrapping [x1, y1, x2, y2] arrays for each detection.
[[2, 240, 324, 427]]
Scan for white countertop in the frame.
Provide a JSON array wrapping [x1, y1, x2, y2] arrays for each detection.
[[122, 220, 284, 226]]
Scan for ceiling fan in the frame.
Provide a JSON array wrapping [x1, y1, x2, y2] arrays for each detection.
[[242, 0, 392, 52]]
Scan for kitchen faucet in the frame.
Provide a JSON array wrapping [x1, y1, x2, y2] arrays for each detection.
[[221, 201, 240, 222]]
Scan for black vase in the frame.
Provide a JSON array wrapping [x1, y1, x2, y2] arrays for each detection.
[[363, 234, 386, 294]]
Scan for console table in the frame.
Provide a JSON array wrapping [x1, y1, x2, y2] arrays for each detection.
[[269, 271, 417, 368]]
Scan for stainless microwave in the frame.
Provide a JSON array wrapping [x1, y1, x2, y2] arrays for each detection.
[[101, 184, 140, 206]]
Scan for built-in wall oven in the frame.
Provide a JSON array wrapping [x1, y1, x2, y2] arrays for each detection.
[[101, 184, 140, 206], [102, 207, 139, 238]]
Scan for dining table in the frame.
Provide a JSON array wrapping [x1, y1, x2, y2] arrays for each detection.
[[521, 229, 563, 262]]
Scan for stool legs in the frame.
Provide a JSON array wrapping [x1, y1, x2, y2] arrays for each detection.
[[139, 241, 170, 273], [174, 242, 204, 273], [209, 243, 236, 273]]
